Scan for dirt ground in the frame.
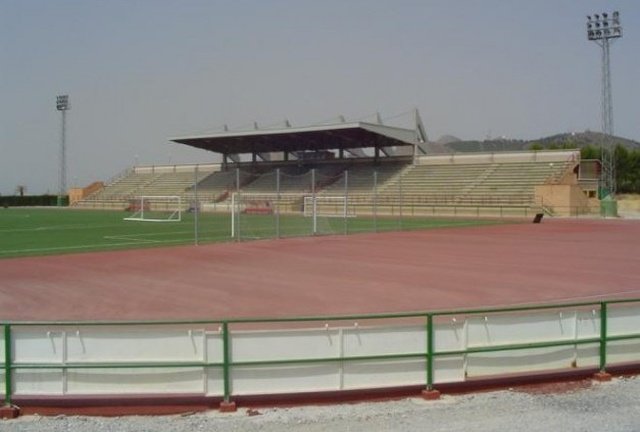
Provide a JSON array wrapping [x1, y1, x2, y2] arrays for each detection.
[[3, 377, 640, 432], [617, 194, 640, 217]]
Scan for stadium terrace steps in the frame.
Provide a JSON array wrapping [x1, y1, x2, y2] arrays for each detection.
[[320, 162, 407, 195], [373, 160, 573, 207], [140, 171, 208, 196], [187, 169, 255, 200], [241, 166, 313, 194], [77, 167, 216, 209], [76, 152, 578, 213]]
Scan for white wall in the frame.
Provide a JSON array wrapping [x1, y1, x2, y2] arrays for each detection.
[[417, 150, 578, 165], [3, 302, 639, 399]]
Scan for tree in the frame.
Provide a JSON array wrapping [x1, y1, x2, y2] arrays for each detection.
[[580, 145, 640, 193], [581, 145, 600, 160], [15, 185, 26, 197], [616, 146, 640, 194]]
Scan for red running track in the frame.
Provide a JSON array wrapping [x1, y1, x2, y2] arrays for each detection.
[[1, 219, 639, 321]]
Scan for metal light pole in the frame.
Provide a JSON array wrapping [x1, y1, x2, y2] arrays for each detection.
[[586, 12, 622, 197], [56, 95, 70, 206]]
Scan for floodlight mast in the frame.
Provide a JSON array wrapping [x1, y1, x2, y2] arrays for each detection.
[[586, 11, 622, 197], [56, 95, 70, 206]]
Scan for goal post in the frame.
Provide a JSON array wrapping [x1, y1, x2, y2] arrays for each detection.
[[230, 192, 281, 238], [124, 196, 182, 222], [231, 192, 355, 239], [303, 196, 355, 218]]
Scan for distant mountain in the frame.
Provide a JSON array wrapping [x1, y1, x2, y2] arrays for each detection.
[[535, 131, 640, 150], [425, 131, 640, 154], [435, 135, 462, 145]]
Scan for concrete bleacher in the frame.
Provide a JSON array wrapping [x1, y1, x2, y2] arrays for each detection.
[[223, 161, 406, 198], [185, 168, 255, 202], [76, 150, 579, 216], [141, 171, 207, 197], [459, 161, 570, 203], [381, 164, 489, 200], [241, 166, 312, 194], [90, 172, 159, 199], [75, 171, 160, 209], [371, 151, 577, 215], [76, 164, 219, 210], [319, 162, 407, 195], [380, 161, 568, 204]]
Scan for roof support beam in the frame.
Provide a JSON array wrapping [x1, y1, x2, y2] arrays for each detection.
[[223, 153, 241, 166], [414, 108, 428, 155], [252, 122, 273, 161]]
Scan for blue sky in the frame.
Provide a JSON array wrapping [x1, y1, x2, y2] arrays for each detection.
[[1, 0, 638, 195]]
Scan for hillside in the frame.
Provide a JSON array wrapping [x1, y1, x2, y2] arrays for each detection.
[[427, 131, 640, 154]]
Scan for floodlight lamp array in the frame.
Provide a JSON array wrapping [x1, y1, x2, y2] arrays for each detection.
[[56, 95, 70, 111], [587, 11, 622, 40]]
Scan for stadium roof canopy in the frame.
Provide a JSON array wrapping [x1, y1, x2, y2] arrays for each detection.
[[170, 118, 428, 159]]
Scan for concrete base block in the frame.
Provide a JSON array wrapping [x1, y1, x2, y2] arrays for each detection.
[[593, 371, 613, 382], [219, 401, 237, 412], [0, 404, 20, 419], [421, 389, 441, 400]]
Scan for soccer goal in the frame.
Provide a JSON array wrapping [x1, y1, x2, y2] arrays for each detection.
[[230, 192, 310, 238], [303, 196, 355, 218], [124, 196, 182, 222], [230, 193, 356, 239], [231, 193, 276, 216]]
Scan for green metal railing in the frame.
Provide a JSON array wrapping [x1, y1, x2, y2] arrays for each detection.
[[426, 314, 435, 391], [4, 325, 11, 406], [2, 298, 640, 406]]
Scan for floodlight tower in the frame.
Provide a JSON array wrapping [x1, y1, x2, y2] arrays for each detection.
[[56, 95, 70, 206], [586, 11, 622, 196]]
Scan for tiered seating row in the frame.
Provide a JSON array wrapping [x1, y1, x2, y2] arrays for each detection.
[[76, 156, 575, 213], [320, 163, 407, 195], [373, 161, 571, 206]]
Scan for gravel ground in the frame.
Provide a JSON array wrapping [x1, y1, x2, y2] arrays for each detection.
[[3, 377, 640, 432]]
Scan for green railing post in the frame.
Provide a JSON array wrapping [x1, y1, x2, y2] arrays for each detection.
[[426, 314, 434, 390], [221, 321, 231, 403], [4, 324, 11, 406], [422, 313, 440, 399], [599, 302, 608, 372]]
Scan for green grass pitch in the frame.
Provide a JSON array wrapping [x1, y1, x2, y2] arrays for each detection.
[[0, 208, 504, 259]]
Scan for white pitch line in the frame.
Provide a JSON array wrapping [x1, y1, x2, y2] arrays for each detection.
[[103, 235, 163, 244], [0, 239, 193, 255], [0, 229, 234, 256], [0, 223, 131, 234]]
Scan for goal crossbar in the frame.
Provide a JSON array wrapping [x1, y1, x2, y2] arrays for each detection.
[[303, 195, 355, 218], [230, 192, 356, 238], [124, 195, 182, 222]]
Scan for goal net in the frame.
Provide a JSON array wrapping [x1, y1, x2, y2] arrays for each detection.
[[124, 196, 182, 222], [231, 193, 355, 239], [303, 196, 355, 218], [231, 193, 287, 239]]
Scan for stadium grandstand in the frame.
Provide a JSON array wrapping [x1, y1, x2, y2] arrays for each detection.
[[73, 110, 598, 218], [4, 111, 633, 419]]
